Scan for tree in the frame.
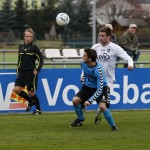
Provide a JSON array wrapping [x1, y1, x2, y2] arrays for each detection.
[[27, 3, 43, 39], [75, 0, 92, 36], [14, 0, 28, 39], [58, 0, 76, 34], [57, 0, 93, 38], [41, 0, 59, 35], [57, 0, 77, 38], [0, 0, 16, 32]]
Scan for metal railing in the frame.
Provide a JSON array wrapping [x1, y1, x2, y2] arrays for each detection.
[[0, 61, 150, 65], [0, 49, 150, 68]]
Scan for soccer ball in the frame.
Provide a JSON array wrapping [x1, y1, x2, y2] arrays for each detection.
[[56, 13, 70, 26]]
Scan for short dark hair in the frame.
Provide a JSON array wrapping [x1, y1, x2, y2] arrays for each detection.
[[99, 27, 112, 37], [84, 48, 97, 62]]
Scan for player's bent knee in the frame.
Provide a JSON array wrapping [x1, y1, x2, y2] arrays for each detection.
[[13, 87, 22, 95], [72, 99, 78, 106], [72, 97, 81, 106], [99, 102, 107, 112]]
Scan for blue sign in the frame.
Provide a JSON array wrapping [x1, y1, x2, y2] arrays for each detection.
[[0, 68, 150, 113]]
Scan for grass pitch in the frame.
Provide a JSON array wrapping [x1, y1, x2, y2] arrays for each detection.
[[0, 110, 150, 150]]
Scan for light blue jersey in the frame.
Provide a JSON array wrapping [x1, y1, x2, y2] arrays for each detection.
[[80, 61, 108, 103]]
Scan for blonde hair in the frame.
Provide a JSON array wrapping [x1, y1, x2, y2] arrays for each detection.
[[23, 28, 35, 37]]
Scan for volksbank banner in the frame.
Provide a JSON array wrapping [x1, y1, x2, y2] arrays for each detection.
[[0, 68, 150, 113]]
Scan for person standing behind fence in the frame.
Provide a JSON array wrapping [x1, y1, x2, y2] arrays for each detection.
[[13, 28, 43, 114], [104, 23, 120, 67], [105, 24, 117, 44], [119, 24, 140, 68]]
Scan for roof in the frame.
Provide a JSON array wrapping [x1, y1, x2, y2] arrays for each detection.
[[114, 18, 148, 27], [140, 0, 150, 3], [96, 0, 141, 8]]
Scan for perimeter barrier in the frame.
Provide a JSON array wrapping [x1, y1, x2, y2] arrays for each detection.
[[0, 65, 150, 113], [0, 49, 150, 113]]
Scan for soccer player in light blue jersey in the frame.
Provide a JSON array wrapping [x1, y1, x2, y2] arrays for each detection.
[[70, 48, 119, 131]]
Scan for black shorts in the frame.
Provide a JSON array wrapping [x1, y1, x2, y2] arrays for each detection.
[[76, 85, 110, 108], [15, 71, 38, 91]]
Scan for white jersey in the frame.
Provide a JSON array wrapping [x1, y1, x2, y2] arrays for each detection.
[[91, 42, 133, 83]]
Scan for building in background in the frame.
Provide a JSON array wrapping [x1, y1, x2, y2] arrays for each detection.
[[0, 0, 47, 10], [140, 0, 150, 18], [95, 0, 150, 26]]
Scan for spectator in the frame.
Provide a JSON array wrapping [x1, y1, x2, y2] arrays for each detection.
[[105, 23, 117, 43], [105, 23, 120, 67], [119, 23, 140, 68]]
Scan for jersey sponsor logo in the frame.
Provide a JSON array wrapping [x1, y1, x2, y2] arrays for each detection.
[[97, 53, 110, 61]]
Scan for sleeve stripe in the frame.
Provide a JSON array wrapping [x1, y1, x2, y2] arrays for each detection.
[[89, 67, 103, 103]]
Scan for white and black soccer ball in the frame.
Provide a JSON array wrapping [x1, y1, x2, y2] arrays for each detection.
[[56, 13, 70, 26]]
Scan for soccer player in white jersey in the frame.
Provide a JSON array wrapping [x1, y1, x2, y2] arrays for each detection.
[[91, 27, 134, 124]]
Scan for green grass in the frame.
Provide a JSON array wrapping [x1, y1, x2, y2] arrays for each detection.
[[0, 110, 150, 150]]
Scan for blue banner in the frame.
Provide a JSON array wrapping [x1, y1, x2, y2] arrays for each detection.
[[0, 68, 150, 113]]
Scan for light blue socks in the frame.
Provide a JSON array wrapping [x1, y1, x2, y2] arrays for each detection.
[[74, 103, 85, 121], [104, 108, 115, 127]]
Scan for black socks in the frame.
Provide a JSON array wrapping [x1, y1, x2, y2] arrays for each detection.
[[18, 90, 32, 103], [31, 94, 41, 111]]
